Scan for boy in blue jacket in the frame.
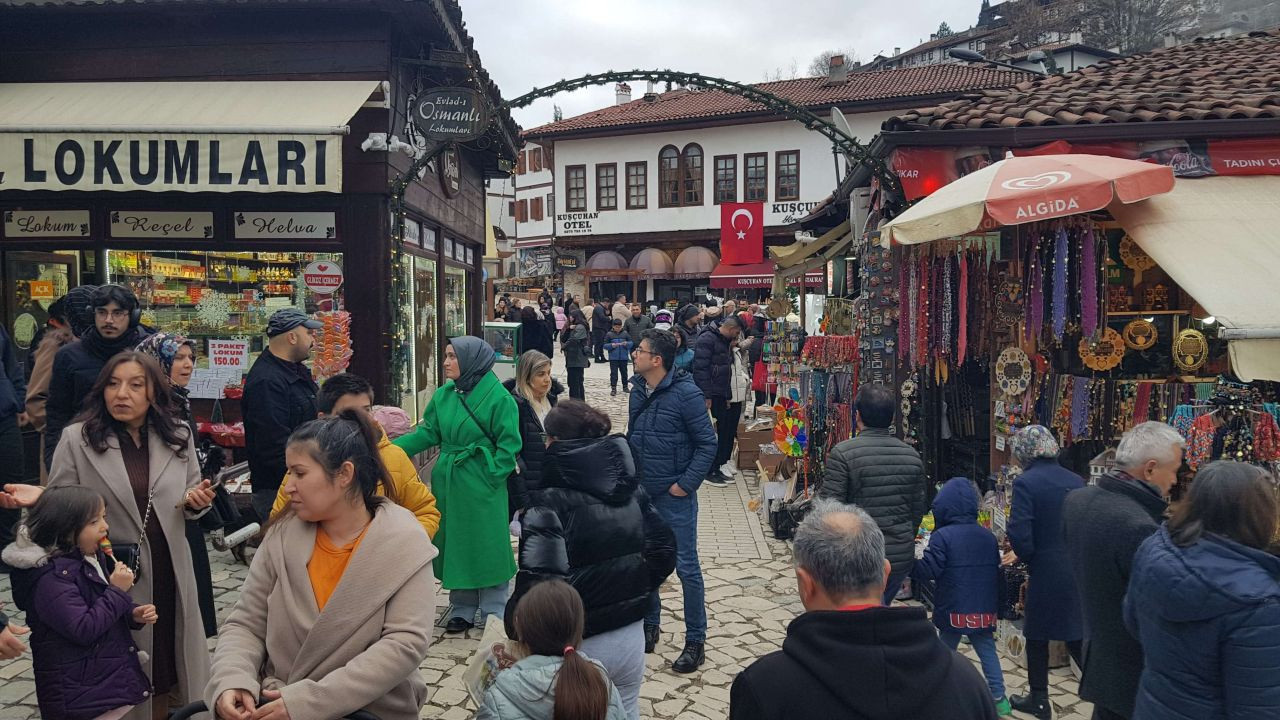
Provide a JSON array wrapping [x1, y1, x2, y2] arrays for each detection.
[[604, 318, 633, 396], [912, 476, 1010, 716]]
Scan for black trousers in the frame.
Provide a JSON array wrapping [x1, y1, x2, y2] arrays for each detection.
[[592, 333, 607, 360], [1026, 638, 1083, 692], [0, 417, 25, 552], [1092, 707, 1128, 720], [710, 397, 743, 470], [567, 367, 585, 400], [609, 360, 628, 390]]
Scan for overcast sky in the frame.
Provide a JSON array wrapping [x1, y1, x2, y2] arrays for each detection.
[[463, 0, 985, 130]]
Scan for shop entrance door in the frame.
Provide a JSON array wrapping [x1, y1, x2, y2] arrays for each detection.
[[4, 251, 79, 372]]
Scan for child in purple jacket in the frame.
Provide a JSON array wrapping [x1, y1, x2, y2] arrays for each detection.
[[1, 485, 155, 720]]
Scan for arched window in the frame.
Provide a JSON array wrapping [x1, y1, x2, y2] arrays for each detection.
[[659, 145, 681, 207], [681, 143, 703, 206]]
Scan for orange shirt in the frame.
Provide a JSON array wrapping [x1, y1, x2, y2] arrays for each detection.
[[307, 525, 369, 611]]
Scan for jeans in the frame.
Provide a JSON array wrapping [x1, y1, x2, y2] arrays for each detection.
[[709, 397, 743, 470], [1026, 638, 1082, 692], [883, 572, 906, 605], [940, 630, 1006, 701], [0, 417, 25, 552], [580, 621, 644, 720], [250, 487, 277, 525], [567, 367, 585, 400], [609, 360, 629, 391], [644, 491, 706, 644], [449, 582, 510, 624]]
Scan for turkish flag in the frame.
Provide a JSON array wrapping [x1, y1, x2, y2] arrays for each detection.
[[720, 202, 764, 265]]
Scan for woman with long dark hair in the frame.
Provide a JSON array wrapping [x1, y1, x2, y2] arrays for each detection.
[[479, 579, 627, 720], [1124, 461, 1280, 720], [505, 400, 674, 720], [561, 310, 591, 401], [207, 409, 437, 720], [394, 336, 522, 633], [37, 352, 215, 720], [521, 305, 554, 360]]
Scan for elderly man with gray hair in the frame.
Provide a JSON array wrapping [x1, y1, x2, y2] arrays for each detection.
[[1063, 421, 1186, 720], [729, 500, 996, 720]]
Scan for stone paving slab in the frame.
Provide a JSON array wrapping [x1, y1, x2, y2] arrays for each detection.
[[0, 364, 1089, 719]]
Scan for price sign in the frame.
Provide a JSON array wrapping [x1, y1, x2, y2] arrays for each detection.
[[207, 339, 249, 371]]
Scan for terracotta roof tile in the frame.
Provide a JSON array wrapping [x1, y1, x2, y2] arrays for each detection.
[[523, 64, 1030, 138], [886, 29, 1280, 132]]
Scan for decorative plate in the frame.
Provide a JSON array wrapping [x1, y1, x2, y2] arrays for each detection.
[[1173, 328, 1209, 372], [1122, 319, 1158, 350], [1079, 327, 1127, 371], [995, 347, 1033, 396], [1119, 235, 1156, 273]]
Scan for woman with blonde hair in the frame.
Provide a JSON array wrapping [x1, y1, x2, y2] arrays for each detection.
[[503, 350, 563, 516]]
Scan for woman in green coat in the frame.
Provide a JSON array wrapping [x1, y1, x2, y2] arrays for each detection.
[[395, 336, 521, 633]]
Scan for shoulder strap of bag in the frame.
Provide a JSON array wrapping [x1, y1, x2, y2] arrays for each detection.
[[626, 383, 669, 439], [458, 392, 499, 450]]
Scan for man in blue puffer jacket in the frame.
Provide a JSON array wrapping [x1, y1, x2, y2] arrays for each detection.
[[911, 477, 1010, 716], [627, 328, 716, 675]]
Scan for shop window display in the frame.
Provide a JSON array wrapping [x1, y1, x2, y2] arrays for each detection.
[[414, 256, 437, 414], [444, 264, 467, 339]]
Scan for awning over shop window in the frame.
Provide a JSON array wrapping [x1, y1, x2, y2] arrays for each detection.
[[0, 81, 382, 193], [771, 220, 851, 268], [710, 261, 823, 289], [629, 248, 674, 276], [1109, 175, 1280, 382], [672, 246, 719, 278]]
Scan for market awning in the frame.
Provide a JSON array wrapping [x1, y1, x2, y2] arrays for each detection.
[[672, 246, 719, 278], [710, 261, 824, 289], [771, 220, 851, 268], [629, 248, 674, 276], [0, 81, 383, 193], [1109, 175, 1280, 382]]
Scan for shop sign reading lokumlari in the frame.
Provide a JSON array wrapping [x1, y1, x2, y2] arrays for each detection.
[[0, 135, 340, 193]]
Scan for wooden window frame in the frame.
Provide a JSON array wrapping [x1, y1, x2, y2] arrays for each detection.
[[596, 163, 618, 211], [625, 161, 647, 209], [775, 150, 800, 201], [658, 145, 680, 208], [507, 200, 516, 217], [530, 146, 543, 172], [681, 143, 704, 207], [531, 196, 544, 221], [565, 164, 587, 212], [516, 151, 526, 175], [713, 154, 737, 205], [515, 199, 528, 223], [744, 152, 768, 203], [547, 192, 555, 217]]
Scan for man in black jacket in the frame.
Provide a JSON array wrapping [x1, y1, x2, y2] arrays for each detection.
[[1063, 421, 1184, 720], [692, 317, 742, 487], [242, 308, 322, 521], [591, 299, 610, 362], [0, 326, 28, 557], [820, 383, 926, 604], [730, 499, 996, 720], [43, 285, 151, 469], [623, 303, 654, 345]]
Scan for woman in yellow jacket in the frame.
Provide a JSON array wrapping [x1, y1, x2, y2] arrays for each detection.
[[271, 373, 439, 537]]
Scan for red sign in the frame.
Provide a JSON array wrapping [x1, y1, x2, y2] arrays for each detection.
[[302, 260, 343, 294], [719, 203, 764, 265], [891, 147, 958, 200], [1208, 138, 1280, 175]]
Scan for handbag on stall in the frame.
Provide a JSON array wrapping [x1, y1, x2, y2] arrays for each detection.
[[752, 358, 768, 393]]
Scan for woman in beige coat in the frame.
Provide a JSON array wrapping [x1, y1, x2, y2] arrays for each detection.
[[207, 408, 437, 720], [24, 351, 216, 720]]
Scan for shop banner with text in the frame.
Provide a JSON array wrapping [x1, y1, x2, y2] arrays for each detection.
[[0, 134, 341, 192], [719, 202, 764, 265], [891, 147, 958, 200]]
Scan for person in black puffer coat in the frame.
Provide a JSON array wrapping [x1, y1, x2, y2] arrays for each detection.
[[502, 350, 563, 517], [674, 303, 701, 351], [819, 383, 926, 605], [519, 306, 554, 360], [506, 399, 676, 720], [43, 285, 151, 469]]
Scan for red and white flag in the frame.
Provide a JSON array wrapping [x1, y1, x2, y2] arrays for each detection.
[[720, 202, 764, 265]]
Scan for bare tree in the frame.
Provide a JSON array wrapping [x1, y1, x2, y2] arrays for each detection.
[[995, 0, 1086, 49], [807, 47, 856, 77], [763, 58, 801, 82], [1084, 0, 1197, 53]]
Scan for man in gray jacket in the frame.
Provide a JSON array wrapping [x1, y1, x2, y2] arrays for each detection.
[[820, 383, 926, 604]]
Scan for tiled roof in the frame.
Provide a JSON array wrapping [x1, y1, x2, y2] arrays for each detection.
[[894, 27, 998, 58], [523, 65, 1030, 138], [886, 29, 1280, 132]]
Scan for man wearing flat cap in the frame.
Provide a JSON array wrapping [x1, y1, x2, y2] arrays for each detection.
[[242, 308, 323, 521]]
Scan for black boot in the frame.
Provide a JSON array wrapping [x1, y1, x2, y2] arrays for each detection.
[[444, 617, 474, 634], [1009, 690, 1053, 720], [644, 624, 659, 654], [672, 641, 705, 673]]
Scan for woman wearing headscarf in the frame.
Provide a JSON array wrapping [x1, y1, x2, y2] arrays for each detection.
[[561, 309, 591, 401], [1004, 425, 1085, 718], [135, 332, 219, 638], [520, 306, 554, 360], [394, 336, 522, 633]]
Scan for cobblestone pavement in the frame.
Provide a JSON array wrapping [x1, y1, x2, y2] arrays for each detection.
[[0, 356, 1090, 718]]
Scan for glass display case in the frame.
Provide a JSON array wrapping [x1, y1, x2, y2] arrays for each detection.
[[483, 321, 521, 382]]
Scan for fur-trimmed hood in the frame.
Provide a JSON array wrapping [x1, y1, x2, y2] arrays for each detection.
[[1, 523, 53, 571]]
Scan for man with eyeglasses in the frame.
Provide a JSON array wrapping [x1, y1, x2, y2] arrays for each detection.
[[43, 284, 152, 470]]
